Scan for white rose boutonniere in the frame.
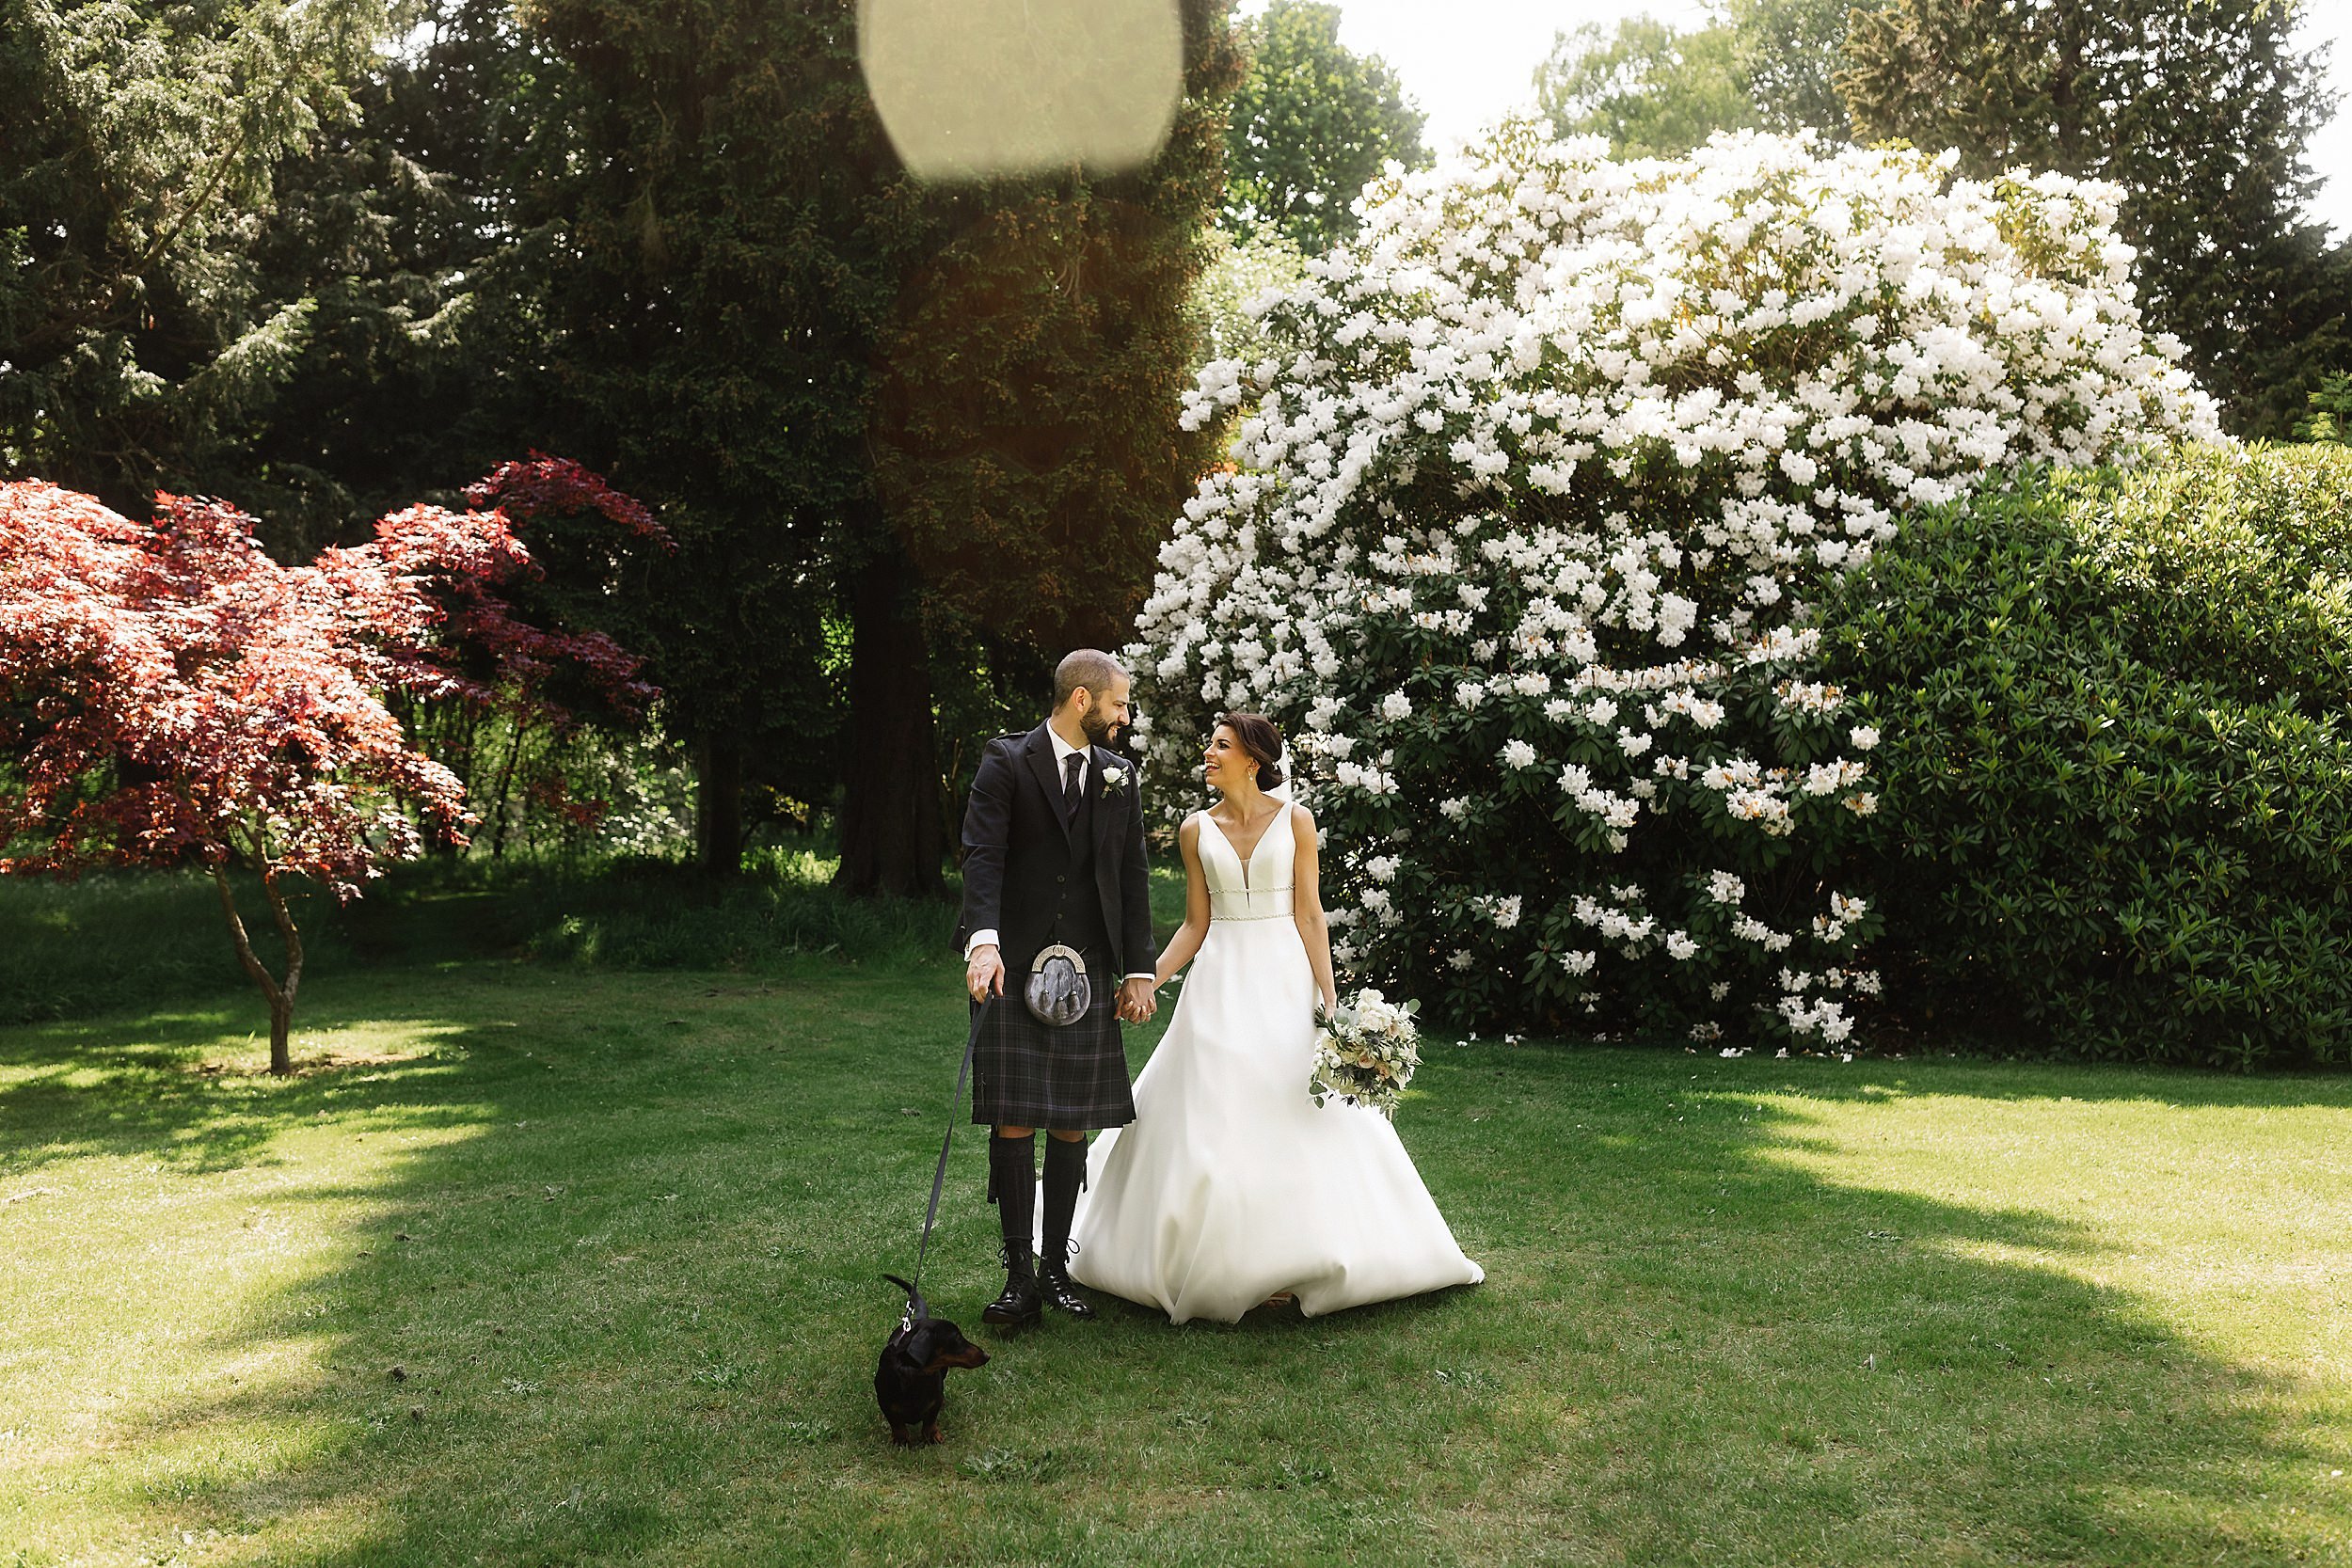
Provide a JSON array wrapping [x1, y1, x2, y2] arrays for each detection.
[[1102, 764, 1131, 795]]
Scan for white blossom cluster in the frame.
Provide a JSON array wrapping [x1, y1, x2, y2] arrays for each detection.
[[1130, 126, 2219, 1042]]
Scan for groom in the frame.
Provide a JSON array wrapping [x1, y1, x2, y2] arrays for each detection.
[[956, 649, 1159, 1328]]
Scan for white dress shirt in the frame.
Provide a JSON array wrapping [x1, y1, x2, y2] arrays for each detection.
[[966, 725, 1152, 981]]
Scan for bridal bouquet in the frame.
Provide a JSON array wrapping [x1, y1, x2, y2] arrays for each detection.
[[1310, 988, 1421, 1119]]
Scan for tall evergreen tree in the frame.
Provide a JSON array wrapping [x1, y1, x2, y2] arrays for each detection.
[[0, 0, 391, 511], [1222, 0, 1423, 254], [850, 1, 1247, 895], [223, 1, 579, 556], [505, 1, 1240, 890], [1839, 0, 2349, 435], [508, 0, 924, 872]]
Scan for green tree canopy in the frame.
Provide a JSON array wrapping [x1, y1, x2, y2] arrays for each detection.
[[502, 0, 1241, 892], [505, 0, 930, 871], [1534, 15, 1756, 158], [1222, 0, 1425, 254], [219, 0, 581, 556], [0, 0, 390, 510], [1728, 0, 1885, 137], [1194, 225, 1309, 370], [1838, 0, 2349, 435], [1532, 3, 1892, 158]]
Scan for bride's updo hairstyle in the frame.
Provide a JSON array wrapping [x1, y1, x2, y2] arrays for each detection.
[[1215, 712, 1285, 790]]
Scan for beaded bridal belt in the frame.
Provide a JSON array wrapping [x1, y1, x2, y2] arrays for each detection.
[[1212, 910, 1295, 922]]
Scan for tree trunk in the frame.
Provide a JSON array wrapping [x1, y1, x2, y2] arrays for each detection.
[[488, 713, 529, 859], [268, 997, 294, 1077], [834, 546, 947, 898], [2052, 15, 2083, 174], [696, 732, 744, 875], [212, 863, 299, 1075]]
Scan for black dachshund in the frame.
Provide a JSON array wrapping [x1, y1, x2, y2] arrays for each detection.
[[875, 1275, 990, 1445]]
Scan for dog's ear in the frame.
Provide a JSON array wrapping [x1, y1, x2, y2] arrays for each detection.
[[896, 1323, 940, 1369]]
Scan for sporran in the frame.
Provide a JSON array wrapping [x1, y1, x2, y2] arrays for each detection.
[[1024, 942, 1091, 1027]]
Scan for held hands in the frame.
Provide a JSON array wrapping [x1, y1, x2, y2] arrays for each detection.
[[1118, 976, 1158, 1024], [966, 944, 1006, 1005], [969, 947, 1157, 1022]]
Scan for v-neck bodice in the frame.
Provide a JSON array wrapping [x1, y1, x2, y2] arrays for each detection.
[[1198, 807, 1295, 922]]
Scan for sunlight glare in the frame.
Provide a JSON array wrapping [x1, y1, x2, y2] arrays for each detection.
[[858, 0, 1184, 181]]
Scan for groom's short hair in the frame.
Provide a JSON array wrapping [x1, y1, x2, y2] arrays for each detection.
[[1054, 649, 1125, 710]]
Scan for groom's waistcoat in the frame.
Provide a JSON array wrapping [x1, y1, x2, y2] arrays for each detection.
[[1040, 784, 1113, 960], [953, 722, 1154, 980]]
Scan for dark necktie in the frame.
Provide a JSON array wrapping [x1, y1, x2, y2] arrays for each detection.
[[1062, 752, 1084, 822]]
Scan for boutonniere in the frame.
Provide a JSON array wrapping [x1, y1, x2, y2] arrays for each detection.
[[1102, 765, 1131, 795]]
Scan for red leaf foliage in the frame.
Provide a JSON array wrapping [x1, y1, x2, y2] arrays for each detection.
[[0, 467, 660, 896], [465, 452, 672, 546], [431, 453, 675, 729]]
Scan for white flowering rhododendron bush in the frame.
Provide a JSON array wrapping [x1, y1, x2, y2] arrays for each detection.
[[1130, 126, 2221, 1045]]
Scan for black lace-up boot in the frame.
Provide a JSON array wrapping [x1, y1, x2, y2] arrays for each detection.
[[1038, 1134, 1096, 1319], [982, 1132, 1041, 1328]]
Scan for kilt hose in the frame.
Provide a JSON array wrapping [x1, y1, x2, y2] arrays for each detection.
[[969, 945, 1136, 1132]]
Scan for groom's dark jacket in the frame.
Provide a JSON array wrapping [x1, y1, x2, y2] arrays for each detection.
[[954, 722, 1157, 983]]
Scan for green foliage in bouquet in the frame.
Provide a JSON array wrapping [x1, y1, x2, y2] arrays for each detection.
[[1821, 444, 2352, 1069], [1310, 986, 1422, 1118]]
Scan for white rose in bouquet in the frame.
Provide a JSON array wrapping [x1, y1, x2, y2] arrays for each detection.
[[1311, 987, 1422, 1119]]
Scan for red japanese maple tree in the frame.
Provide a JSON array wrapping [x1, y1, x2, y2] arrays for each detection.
[[423, 455, 675, 848], [0, 464, 664, 1072]]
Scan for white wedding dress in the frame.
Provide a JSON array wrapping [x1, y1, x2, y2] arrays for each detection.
[[1066, 806, 1484, 1323]]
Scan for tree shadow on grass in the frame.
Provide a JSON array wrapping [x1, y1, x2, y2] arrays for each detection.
[[1747, 1048, 2352, 1111], [11, 989, 2350, 1566], [0, 992, 486, 1179], [1406, 1044, 2352, 1564]]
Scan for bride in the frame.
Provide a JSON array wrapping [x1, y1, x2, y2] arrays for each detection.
[[1066, 712, 1484, 1323]]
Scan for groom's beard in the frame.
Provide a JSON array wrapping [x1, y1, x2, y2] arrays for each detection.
[[1081, 710, 1120, 747]]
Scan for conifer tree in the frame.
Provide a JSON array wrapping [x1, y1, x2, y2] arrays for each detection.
[[0, 0, 390, 509], [506, 0, 933, 870], [850, 0, 1247, 895], [223, 1, 569, 556], [1839, 0, 2349, 435], [516, 1, 1241, 889]]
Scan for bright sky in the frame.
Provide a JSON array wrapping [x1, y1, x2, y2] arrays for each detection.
[[1257, 0, 2352, 241]]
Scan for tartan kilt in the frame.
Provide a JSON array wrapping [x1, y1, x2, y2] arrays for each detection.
[[970, 949, 1136, 1131]]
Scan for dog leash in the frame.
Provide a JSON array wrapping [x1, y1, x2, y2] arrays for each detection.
[[910, 994, 991, 1298]]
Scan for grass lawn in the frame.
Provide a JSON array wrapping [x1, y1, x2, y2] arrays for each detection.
[[4, 953, 2351, 1565]]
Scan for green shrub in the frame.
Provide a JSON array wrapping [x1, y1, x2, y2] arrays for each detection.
[[1823, 444, 2352, 1068], [0, 871, 351, 1025], [505, 853, 954, 971], [0, 848, 962, 1025], [2294, 371, 2352, 444]]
